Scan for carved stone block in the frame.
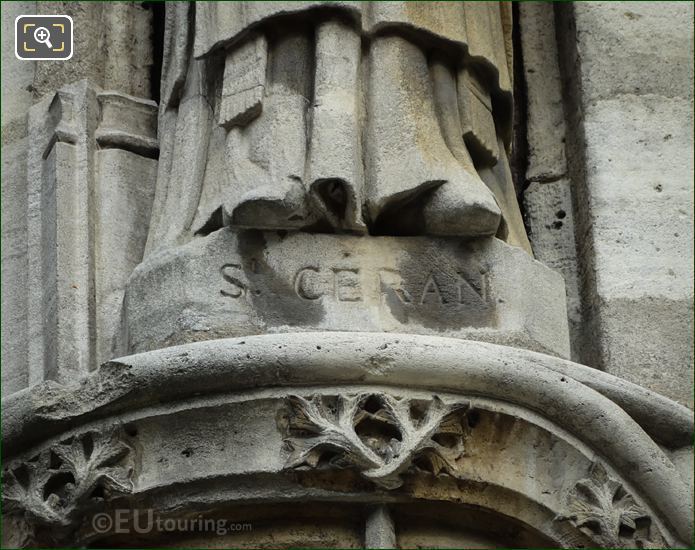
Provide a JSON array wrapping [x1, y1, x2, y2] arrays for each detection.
[[3, 428, 134, 545], [555, 462, 666, 548], [125, 231, 570, 357], [25, 82, 158, 386], [219, 35, 267, 128]]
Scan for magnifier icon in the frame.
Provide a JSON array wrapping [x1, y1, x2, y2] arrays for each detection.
[[33, 26, 53, 49]]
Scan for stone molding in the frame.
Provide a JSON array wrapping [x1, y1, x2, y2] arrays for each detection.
[[2, 333, 691, 547], [24, 81, 158, 388]]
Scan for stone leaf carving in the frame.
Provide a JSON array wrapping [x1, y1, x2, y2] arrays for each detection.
[[3, 429, 134, 530], [278, 393, 469, 489], [557, 462, 665, 548]]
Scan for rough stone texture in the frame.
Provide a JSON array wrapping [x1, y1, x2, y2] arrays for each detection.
[[2, 334, 692, 547], [32, 1, 153, 100], [1, 2, 35, 123], [518, 3, 567, 184], [26, 86, 98, 385], [1, 1, 36, 397], [557, 1, 694, 407], [22, 82, 158, 387], [563, 3, 693, 101], [523, 182, 582, 361], [669, 446, 694, 495], [1, 132, 30, 396], [1, 1, 157, 395], [94, 148, 157, 362], [365, 506, 396, 549], [519, 3, 583, 362]]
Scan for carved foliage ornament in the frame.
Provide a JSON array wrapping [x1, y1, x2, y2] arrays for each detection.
[[278, 393, 469, 489], [3, 429, 134, 530], [557, 462, 665, 548]]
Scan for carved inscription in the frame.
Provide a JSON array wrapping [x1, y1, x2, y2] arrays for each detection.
[[221, 262, 490, 308], [211, 233, 500, 331]]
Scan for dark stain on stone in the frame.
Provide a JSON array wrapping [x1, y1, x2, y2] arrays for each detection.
[[237, 229, 326, 327], [381, 237, 497, 331]]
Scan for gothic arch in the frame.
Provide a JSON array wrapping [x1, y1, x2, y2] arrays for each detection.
[[3, 333, 691, 547]]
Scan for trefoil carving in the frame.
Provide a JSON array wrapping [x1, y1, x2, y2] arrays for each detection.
[[278, 393, 469, 489], [3, 428, 134, 530], [556, 462, 665, 548]]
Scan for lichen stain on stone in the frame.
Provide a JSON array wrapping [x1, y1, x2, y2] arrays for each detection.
[[365, 353, 397, 375]]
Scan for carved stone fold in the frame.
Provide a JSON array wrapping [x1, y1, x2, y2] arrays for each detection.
[[556, 462, 666, 548], [146, 1, 533, 253], [278, 393, 469, 489]]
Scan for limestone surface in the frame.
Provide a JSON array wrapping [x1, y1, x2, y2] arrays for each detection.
[[1, 3, 692, 548], [557, 1, 694, 406], [125, 231, 569, 357]]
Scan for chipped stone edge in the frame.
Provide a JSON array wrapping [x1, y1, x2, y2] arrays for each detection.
[[2, 332, 692, 542]]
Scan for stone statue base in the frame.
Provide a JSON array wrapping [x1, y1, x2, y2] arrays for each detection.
[[125, 231, 570, 358]]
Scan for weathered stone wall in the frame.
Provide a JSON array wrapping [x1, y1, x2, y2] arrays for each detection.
[[519, 3, 582, 362], [1, 2, 157, 394], [555, 1, 694, 407], [1, 1, 35, 396]]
